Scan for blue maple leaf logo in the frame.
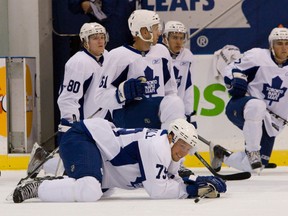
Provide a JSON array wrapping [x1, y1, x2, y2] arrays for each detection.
[[144, 66, 160, 97], [262, 76, 287, 105], [173, 66, 182, 88]]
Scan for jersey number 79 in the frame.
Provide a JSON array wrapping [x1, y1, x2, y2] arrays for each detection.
[[156, 164, 168, 179]]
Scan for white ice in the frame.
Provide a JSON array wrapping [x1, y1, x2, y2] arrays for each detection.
[[1, 167, 288, 216]]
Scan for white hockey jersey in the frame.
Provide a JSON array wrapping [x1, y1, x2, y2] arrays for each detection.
[[94, 44, 178, 110], [57, 49, 108, 122], [171, 48, 195, 116], [225, 48, 288, 136], [83, 118, 188, 199]]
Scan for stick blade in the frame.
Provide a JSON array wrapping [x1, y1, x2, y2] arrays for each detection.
[[265, 163, 277, 169], [216, 171, 251, 181]]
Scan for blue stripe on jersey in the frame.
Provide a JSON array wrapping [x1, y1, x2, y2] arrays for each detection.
[[162, 58, 171, 85], [83, 49, 104, 65], [161, 129, 168, 136], [124, 45, 149, 56], [111, 65, 129, 88], [244, 66, 259, 83], [186, 64, 192, 90], [271, 52, 288, 67], [109, 140, 147, 187], [79, 121, 96, 142], [99, 55, 104, 65], [78, 74, 93, 120], [109, 141, 140, 166], [113, 128, 144, 136]]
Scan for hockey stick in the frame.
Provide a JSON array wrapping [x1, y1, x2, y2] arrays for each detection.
[[24, 146, 59, 181], [5, 147, 59, 201], [267, 109, 288, 125], [87, 108, 102, 119], [194, 151, 251, 181]]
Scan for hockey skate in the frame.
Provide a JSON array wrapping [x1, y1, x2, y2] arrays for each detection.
[[246, 150, 262, 170], [27, 143, 49, 178], [13, 179, 41, 203], [209, 144, 232, 172], [13, 176, 63, 203]]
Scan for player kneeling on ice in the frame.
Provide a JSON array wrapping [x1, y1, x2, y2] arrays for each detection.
[[210, 26, 288, 174], [13, 118, 226, 203]]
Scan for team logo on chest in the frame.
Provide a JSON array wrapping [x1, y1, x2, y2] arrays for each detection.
[[144, 66, 159, 97], [262, 76, 287, 105], [173, 66, 182, 88]]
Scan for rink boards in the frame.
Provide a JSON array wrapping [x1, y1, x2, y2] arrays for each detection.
[[1, 150, 288, 170]]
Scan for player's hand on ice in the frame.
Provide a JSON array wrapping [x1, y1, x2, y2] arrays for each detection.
[[182, 176, 199, 198], [116, 77, 146, 103], [227, 70, 247, 97], [183, 175, 226, 198]]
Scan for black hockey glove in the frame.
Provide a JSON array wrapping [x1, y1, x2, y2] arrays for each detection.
[[116, 77, 146, 103]]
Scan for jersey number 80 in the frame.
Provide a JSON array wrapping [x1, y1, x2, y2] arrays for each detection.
[[67, 80, 80, 93]]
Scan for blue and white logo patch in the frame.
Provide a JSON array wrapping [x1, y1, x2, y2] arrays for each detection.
[[262, 76, 287, 105], [144, 66, 159, 96]]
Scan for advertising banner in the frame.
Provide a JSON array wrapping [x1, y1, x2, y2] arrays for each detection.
[[142, 0, 288, 54]]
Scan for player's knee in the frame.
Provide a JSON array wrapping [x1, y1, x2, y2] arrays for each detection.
[[244, 99, 266, 121], [74, 176, 103, 202]]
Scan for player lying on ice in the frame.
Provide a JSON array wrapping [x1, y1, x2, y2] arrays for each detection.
[[13, 118, 226, 203], [210, 26, 288, 174]]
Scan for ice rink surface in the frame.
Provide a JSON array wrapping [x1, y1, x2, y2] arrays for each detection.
[[1, 167, 288, 216]]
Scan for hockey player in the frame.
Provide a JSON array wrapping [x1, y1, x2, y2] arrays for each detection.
[[57, 22, 110, 125], [210, 26, 288, 173], [27, 22, 109, 177], [162, 20, 197, 127], [13, 118, 227, 203], [93, 9, 186, 130], [162, 21, 197, 177]]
